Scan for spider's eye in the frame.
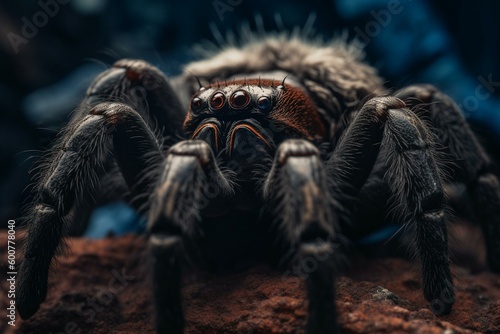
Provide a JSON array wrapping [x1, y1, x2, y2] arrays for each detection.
[[229, 90, 250, 109], [210, 92, 226, 110], [191, 97, 202, 111], [257, 96, 271, 111]]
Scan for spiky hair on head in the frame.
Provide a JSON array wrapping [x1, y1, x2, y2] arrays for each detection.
[[181, 24, 385, 125]]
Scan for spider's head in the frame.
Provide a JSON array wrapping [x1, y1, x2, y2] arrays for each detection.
[[183, 78, 327, 167]]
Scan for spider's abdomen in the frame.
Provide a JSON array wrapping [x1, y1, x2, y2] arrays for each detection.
[[183, 78, 327, 174]]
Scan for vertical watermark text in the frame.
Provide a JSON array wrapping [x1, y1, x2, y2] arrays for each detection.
[[6, 220, 17, 327]]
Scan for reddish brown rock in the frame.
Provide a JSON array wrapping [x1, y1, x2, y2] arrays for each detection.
[[0, 229, 499, 334]]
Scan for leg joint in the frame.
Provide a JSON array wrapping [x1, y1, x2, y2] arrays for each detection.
[[362, 96, 406, 121], [168, 140, 213, 166], [276, 139, 319, 166], [149, 234, 183, 249], [89, 102, 138, 120], [395, 84, 439, 104]]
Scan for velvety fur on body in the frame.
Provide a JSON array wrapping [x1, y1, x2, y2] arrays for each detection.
[[176, 34, 385, 127]]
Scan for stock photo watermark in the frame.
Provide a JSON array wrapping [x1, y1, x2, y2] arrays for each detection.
[[212, 0, 243, 21], [353, 0, 409, 47], [47, 267, 136, 334], [6, 0, 72, 54], [458, 74, 500, 116], [6, 220, 17, 327], [281, 236, 338, 289]]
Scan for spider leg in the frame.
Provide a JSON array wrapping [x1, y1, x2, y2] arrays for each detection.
[[329, 97, 454, 314], [396, 85, 500, 271], [69, 59, 187, 231], [263, 139, 338, 334], [19, 59, 186, 319], [84, 59, 185, 141], [17, 103, 164, 319], [147, 140, 233, 334]]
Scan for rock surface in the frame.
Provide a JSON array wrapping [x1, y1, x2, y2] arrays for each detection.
[[1, 229, 499, 334]]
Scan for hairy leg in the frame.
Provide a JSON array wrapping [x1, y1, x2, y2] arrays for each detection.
[[330, 96, 454, 314], [397, 85, 500, 271], [147, 140, 233, 334], [18, 59, 186, 319], [263, 139, 339, 334], [18, 103, 163, 319]]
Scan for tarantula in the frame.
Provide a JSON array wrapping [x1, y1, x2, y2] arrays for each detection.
[[17, 33, 500, 333]]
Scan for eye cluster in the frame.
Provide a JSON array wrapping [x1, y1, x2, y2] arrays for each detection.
[[191, 89, 272, 113]]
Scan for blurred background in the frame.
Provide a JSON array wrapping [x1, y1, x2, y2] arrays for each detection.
[[0, 0, 499, 230]]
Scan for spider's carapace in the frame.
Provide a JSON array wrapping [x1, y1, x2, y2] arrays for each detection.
[[184, 79, 327, 165]]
